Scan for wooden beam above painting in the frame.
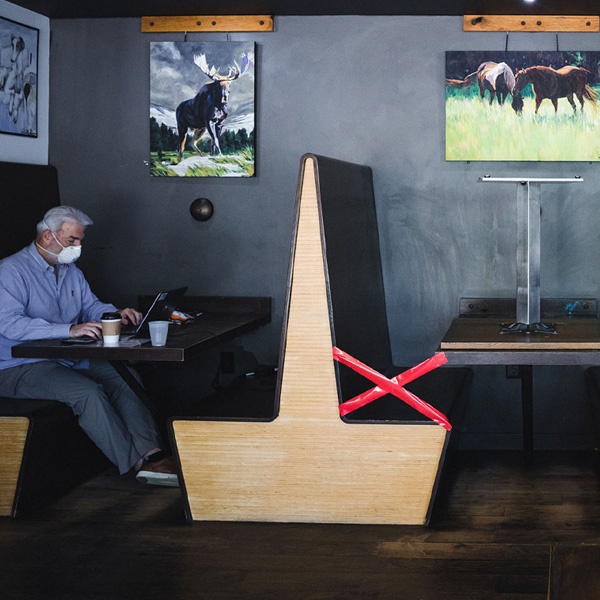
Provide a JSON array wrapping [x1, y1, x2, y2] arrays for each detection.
[[141, 15, 273, 33], [464, 15, 599, 32]]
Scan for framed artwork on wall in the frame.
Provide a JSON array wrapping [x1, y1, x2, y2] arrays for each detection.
[[0, 16, 38, 138], [446, 51, 600, 161], [150, 41, 255, 177]]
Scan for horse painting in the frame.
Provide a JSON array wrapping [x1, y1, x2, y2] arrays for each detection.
[[511, 65, 599, 114], [446, 50, 600, 161], [446, 61, 516, 106]]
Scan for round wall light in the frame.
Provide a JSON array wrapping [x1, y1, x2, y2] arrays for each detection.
[[190, 198, 214, 221]]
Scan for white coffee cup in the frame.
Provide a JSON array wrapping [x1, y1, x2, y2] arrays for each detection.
[[148, 321, 169, 347], [101, 312, 121, 346]]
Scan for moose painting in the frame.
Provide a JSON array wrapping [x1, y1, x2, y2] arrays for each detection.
[[150, 41, 255, 177], [446, 51, 600, 161]]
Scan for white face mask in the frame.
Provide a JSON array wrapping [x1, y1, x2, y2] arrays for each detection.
[[37, 221, 82, 264]]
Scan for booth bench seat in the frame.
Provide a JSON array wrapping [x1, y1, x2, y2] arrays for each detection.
[[0, 398, 109, 518], [0, 161, 109, 518]]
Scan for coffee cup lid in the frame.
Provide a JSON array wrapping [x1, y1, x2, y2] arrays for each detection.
[[101, 312, 121, 320]]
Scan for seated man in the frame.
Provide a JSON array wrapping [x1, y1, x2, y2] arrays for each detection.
[[0, 206, 176, 486]]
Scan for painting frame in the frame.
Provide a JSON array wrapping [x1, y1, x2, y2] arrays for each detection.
[[150, 41, 256, 178], [446, 50, 600, 162], [0, 15, 39, 138]]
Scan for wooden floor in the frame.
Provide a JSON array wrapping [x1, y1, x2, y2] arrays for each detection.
[[2, 450, 600, 599]]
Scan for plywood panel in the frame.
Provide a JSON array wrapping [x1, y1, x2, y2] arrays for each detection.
[[173, 155, 449, 524], [0, 417, 29, 517]]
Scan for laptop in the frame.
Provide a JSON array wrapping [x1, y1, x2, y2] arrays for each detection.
[[122, 286, 188, 337]]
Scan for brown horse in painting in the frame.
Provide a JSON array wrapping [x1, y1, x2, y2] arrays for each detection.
[[511, 65, 599, 114], [446, 61, 516, 106]]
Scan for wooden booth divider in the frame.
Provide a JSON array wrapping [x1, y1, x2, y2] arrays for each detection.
[[0, 418, 29, 516], [171, 154, 469, 525]]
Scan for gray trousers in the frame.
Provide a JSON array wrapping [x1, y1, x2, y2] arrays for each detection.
[[0, 360, 161, 474]]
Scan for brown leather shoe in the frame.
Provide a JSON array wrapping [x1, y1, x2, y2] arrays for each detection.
[[136, 454, 179, 487]]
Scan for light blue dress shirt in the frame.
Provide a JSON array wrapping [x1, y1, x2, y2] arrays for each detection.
[[0, 242, 117, 370]]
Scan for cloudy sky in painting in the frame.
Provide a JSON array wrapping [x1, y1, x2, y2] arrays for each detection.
[[150, 41, 255, 131]]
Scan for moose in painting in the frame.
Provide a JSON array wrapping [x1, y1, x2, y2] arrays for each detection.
[[176, 53, 250, 160]]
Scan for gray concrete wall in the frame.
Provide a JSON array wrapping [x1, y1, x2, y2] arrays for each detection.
[[49, 16, 600, 448]]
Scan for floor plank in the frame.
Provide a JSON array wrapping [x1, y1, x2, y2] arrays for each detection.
[[1, 451, 600, 599], [548, 544, 600, 600]]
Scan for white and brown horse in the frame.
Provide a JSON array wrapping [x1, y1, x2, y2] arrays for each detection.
[[446, 61, 516, 106]]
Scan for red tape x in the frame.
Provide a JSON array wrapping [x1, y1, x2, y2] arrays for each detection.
[[333, 347, 451, 430]]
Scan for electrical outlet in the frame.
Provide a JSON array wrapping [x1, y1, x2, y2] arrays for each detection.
[[506, 365, 521, 379]]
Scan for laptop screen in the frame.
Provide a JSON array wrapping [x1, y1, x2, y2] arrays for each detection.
[[125, 286, 188, 336]]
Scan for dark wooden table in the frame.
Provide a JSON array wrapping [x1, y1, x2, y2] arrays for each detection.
[[438, 298, 600, 453], [12, 296, 271, 400], [440, 317, 600, 365]]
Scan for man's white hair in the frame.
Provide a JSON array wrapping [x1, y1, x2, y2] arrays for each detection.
[[36, 206, 93, 235]]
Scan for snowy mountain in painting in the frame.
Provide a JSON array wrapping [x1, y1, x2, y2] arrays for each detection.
[[150, 104, 177, 130], [150, 104, 254, 134]]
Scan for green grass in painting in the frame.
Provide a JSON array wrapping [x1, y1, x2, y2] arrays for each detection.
[[150, 160, 179, 177], [210, 146, 255, 176], [446, 86, 600, 161], [149, 147, 255, 177], [184, 165, 228, 177]]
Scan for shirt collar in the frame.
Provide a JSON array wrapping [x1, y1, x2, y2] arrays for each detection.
[[27, 241, 60, 273]]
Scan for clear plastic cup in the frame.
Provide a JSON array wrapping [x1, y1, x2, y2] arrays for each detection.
[[148, 321, 169, 347]]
